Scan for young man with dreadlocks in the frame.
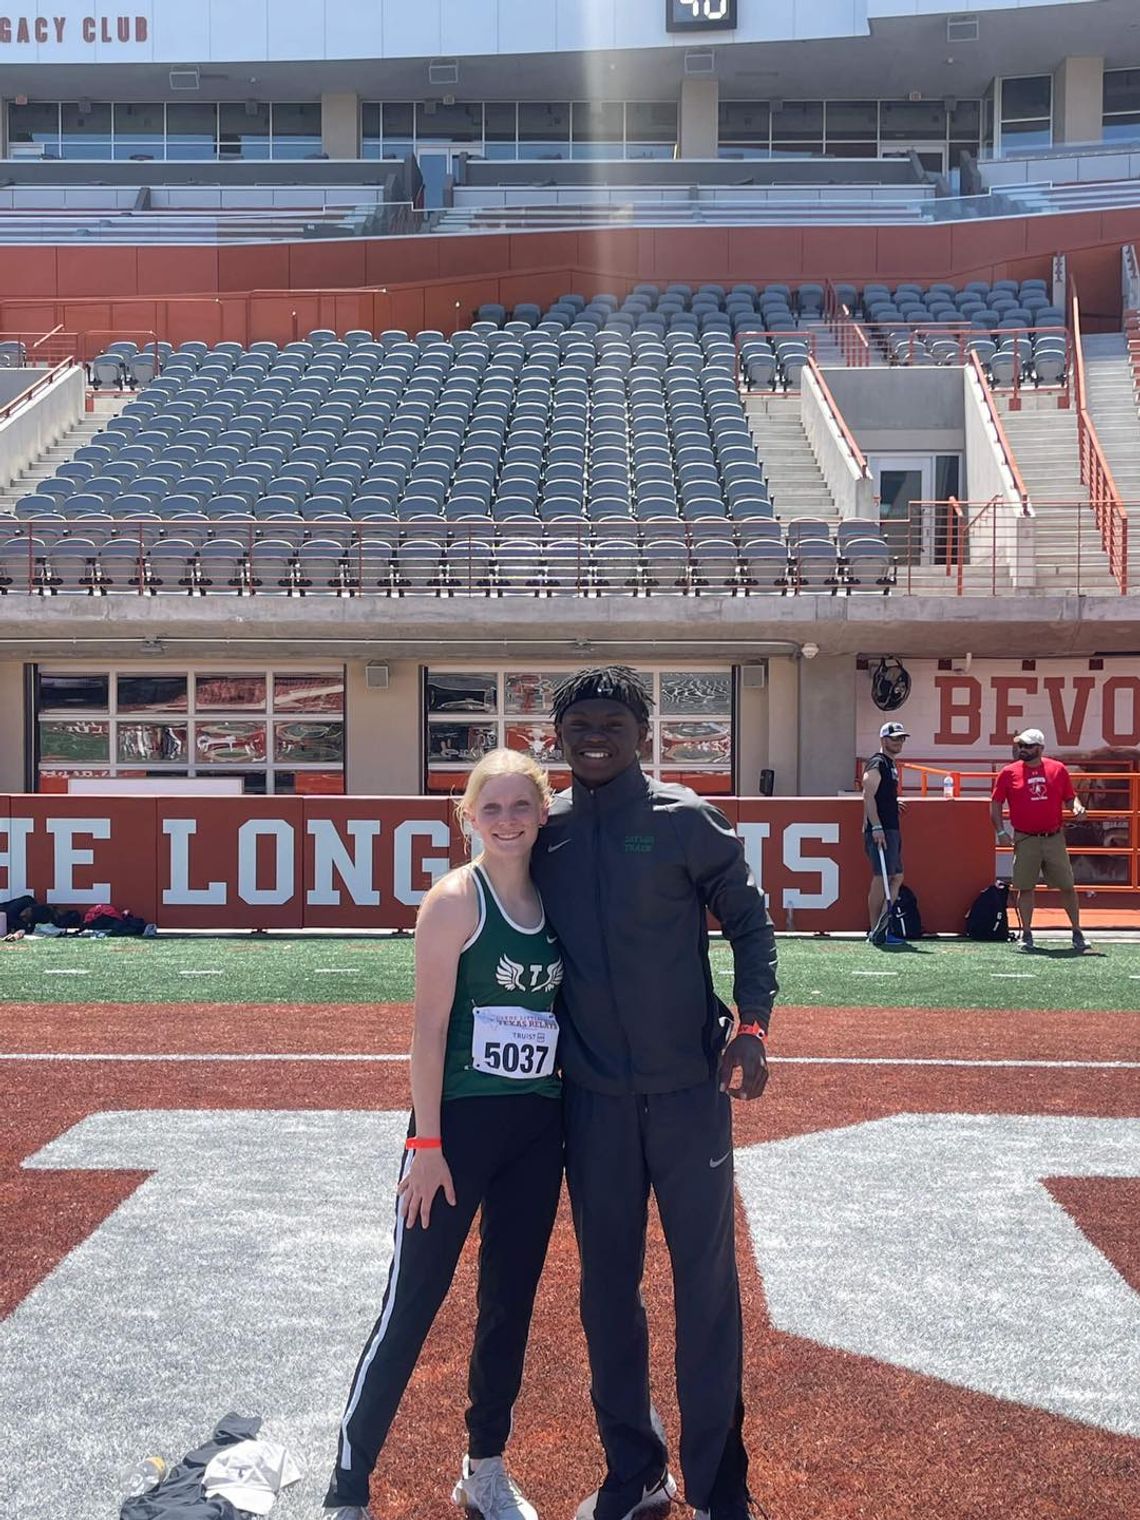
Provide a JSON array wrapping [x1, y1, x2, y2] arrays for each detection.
[[530, 666, 778, 1520]]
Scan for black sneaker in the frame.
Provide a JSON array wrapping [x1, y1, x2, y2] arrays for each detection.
[[1072, 929, 1088, 954], [576, 1469, 678, 1520]]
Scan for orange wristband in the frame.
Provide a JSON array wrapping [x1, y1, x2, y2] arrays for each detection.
[[405, 1136, 442, 1151], [737, 1021, 767, 1041]]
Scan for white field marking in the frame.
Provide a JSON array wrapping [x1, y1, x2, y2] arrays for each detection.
[[179, 970, 225, 977], [314, 968, 358, 975], [42, 969, 89, 976], [851, 970, 899, 977], [737, 1114, 1140, 1437], [0, 1053, 1137, 1070], [991, 973, 1037, 979]]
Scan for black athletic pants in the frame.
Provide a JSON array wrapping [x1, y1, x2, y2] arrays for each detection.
[[564, 1077, 748, 1514], [326, 1093, 563, 1509]]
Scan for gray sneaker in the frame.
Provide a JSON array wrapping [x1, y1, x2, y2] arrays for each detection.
[[327, 1509, 374, 1520], [453, 1456, 537, 1520], [1017, 930, 1035, 953], [1072, 929, 1088, 954]]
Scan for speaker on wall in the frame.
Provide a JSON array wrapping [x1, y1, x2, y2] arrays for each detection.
[[365, 663, 390, 690]]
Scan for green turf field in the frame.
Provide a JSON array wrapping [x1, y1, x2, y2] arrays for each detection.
[[1, 933, 1137, 1011]]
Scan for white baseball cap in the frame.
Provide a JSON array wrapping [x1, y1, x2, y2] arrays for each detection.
[[1015, 728, 1046, 746], [203, 1440, 302, 1515], [879, 721, 909, 739]]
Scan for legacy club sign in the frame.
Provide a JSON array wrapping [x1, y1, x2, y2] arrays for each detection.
[[0, 795, 991, 932], [0, 12, 146, 42]]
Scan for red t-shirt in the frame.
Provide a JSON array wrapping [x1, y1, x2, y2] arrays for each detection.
[[991, 757, 1074, 833]]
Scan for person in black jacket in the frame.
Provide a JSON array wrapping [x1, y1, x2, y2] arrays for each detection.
[[530, 667, 777, 1520]]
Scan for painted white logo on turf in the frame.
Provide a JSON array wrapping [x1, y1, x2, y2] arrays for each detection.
[[1, 1110, 407, 1520], [734, 1114, 1140, 1437]]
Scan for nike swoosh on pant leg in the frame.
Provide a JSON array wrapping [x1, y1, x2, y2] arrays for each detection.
[[709, 1151, 731, 1168]]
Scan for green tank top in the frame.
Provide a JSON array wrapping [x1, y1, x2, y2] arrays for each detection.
[[441, 864, 563, 1102]]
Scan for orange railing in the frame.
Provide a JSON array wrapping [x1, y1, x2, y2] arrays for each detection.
[[804, 355, 870, 478], [0, 359, 78, 420], [852, 758, 1140, 894], [823, 280, 872, 367], [1070, 283, 1128, 593]]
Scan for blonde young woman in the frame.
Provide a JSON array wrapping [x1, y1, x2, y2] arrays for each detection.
[[324, 750, 563, 1520]]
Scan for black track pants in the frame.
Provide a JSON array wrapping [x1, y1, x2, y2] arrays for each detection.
[[564, 1077, 748, 1513], [326, 1093, 563, 1508]]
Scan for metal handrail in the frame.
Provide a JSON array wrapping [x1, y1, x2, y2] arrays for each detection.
[[1069, 282, 1129, 593], [0, 359, 78, 420]]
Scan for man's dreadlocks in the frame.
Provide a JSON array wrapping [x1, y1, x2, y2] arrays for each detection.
[[550, 665, 654, 727]]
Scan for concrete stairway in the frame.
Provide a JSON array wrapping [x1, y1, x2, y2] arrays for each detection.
[[995, 393, 1121, 594], [743, 392, 837, 519], [1080, 332, 1140, 507], [0, 396, 128, 518]]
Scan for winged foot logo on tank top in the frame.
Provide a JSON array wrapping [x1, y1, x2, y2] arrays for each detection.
[[495, 953, 564, 995]]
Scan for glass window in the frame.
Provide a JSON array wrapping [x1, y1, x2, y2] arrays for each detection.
[[1104, 67, 1140, 115], [949, 100, 981, 137], [879, 99, 947, 141], [1000, 119, 1053, 150], [571, 100, 623, 158], [60, 101, 112, 160], [825, 100, 878, 143], [505, 722, 562, 763], [626, 101, 677, 158], [1001, 75, 1052, 120], [274, 673, 344, 712], [167, 102, 218, 160], [39, 720, 109, 763], [219, 102, 270, 160], [518, 102, 570, 159], [427, 672, 497, 714], [427, 721, 498, 763], [271, 103, 321, 159], [771, 100, 823, 144], [9, 101, 60, 155], [195, 674, 267, 709], [416, 100, 482, 143], [660, 672, 732, 715], [718, 100, 770, 147], [504, 673, 560, 715], [38, 673, 109, 711], [113, 102, 164, 160], [484, 101, 517, 158], [381, 101, 414, 157], [196, 721, 268, 764], [660, 721, 731, 767], [117, 722, 190, 763], [116, 674, 189, 713], [1103, 110, 1140, 142]]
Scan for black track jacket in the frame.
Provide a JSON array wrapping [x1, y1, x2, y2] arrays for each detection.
[[530, 762, 778, 1095]]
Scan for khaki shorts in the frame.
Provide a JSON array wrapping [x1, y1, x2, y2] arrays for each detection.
[[1011, 831, 1075, 891]]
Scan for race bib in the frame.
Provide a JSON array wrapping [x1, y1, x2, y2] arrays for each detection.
[[471, 1005, 559, 1080]]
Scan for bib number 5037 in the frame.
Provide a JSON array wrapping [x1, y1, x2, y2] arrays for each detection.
[[481, 1041, 550, 1076]]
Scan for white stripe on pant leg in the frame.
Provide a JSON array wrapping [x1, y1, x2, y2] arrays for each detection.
[[339, 1147, 415, 1470]]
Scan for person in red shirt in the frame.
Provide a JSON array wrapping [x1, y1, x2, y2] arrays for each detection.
[[990, 728, 1087, 953]]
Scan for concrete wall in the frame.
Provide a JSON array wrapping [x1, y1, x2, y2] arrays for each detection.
[[679, 77, 719, 161], [798, 655, 858, 796], [822, 367, 965, 453], [344, 659, 422, 794], [321, 91, 360, 159], [0, 366, 84, 488], [962, 364, 1035, 588], [1053, 55, 1105, 146], [0, 660, 25, 791], [801, 367, 875, 518]]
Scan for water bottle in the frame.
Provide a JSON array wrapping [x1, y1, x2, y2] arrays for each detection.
[[121, 1456, 167, 1498], [942, 774, 955, 800]]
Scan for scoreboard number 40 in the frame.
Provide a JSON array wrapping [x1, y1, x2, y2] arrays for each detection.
[[666, 0, 739, 32]]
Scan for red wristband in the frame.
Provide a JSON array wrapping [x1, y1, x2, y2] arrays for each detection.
[[737, 1021, 767, 1041], [405, 1136, 442, 1151]]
